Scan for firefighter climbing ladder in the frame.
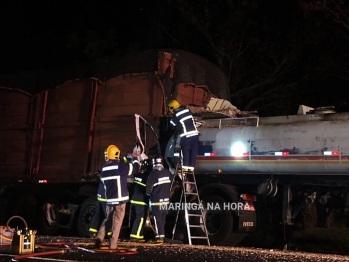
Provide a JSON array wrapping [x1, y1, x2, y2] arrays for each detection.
[[171, 153, 210, 246]]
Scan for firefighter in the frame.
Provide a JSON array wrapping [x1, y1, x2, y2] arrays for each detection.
[[146, 155, 173, 243], [89, 151, 119, 238], [95, 145, 140, 249], [168, 99, 199, 172], [129, 158, 153, 242]]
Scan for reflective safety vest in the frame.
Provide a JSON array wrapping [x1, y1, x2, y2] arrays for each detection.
[[146, 168, 173, 206], [101, 158, 139, 206], [170, 107, 199, 138]]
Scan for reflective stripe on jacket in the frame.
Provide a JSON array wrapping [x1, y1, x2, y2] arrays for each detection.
[[101, 158, 139, 206], [170, 107, 199, 138], [146, 168, 173, 205], [131, 172, 150, 205]]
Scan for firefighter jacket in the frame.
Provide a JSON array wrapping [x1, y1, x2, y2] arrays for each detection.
[[146, 168, 173, 205], [101, 157, 139, 206], [130, 172, 150, 206], [170, 106, 199, 138], [96, 176, 106, 202]]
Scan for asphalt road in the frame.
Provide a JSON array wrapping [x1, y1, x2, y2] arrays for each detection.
[[1, 237, 349, 262]]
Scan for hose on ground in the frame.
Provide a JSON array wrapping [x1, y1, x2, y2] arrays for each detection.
[[12, 250, 66, 261]]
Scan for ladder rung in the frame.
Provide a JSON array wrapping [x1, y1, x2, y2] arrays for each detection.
[[183, 182, 196, 184], [186, 213, 203, 216], [183, 208, 202, 211], [184, 192, 198, 195], [189, 225, 203, 228], [187, 214, 203, 217], [190, 236, 210, 239]]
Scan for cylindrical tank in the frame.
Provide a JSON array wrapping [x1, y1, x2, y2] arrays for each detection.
[[196, 113, 349, 175]]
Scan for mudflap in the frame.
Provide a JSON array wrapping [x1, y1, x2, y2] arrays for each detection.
[[238, 210, 257, 233]]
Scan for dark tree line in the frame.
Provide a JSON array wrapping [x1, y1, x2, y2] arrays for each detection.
[[1, 0, 349, 116], [145, 0, 349, 116], [49, 0, 349, 115]]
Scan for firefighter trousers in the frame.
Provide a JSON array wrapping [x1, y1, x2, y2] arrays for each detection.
[[180, 135, 199, 169], [96, 203, 126, 249], [151, 205, 167, 239], [130, 204, 147, 239]]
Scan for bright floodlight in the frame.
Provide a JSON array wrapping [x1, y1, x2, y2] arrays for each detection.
[[231, 141, 246, 156]]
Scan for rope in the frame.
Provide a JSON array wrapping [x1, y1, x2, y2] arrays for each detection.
[[6, 216, 28, 229], [34, 242, 138, 255], [13, 250, 66, 261]]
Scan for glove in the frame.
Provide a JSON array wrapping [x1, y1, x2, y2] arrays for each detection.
[[133, 144, 145, 154], [132, 144, 148, 162]]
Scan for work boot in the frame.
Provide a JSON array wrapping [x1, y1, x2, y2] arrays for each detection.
[[182, 167, 189, 172], [94, 238, 102, 249], [130, 237, 145, 243], [155, 238, 164, 244], [149, 237, 164, 244]]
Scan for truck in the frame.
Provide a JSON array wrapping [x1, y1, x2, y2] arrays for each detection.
[[1, 50, 348, 247], [0, 50, 238, 244]]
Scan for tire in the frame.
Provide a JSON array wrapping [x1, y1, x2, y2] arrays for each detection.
[[76, 197, 98, 237], [199, 195, 234, 245], [38, 197, 60, 235]]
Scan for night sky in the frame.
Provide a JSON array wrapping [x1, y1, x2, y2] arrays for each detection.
[[1, 1, 151, 72], [1, 0, 349, 116]]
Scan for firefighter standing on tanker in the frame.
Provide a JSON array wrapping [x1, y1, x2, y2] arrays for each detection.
[[146, 155, 173, 243], [168, 99, 199, 171], [129, 158, 153, 242], [95, 145, 140, 249]]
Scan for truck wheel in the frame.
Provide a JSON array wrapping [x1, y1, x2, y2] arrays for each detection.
[[77, 197, 98, 237], [38, 197, 60, 235], [199, 195, 235, 246], [223, 232, 246, 246]]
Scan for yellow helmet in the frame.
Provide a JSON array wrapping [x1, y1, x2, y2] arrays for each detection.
[[104, 145, 120, 160], [168, 100, 180, 114]]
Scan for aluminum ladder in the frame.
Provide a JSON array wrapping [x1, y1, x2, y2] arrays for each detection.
[[171, 159, 210, 246]]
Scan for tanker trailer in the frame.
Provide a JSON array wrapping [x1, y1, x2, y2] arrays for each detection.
[[164, 108, 349, 247]]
